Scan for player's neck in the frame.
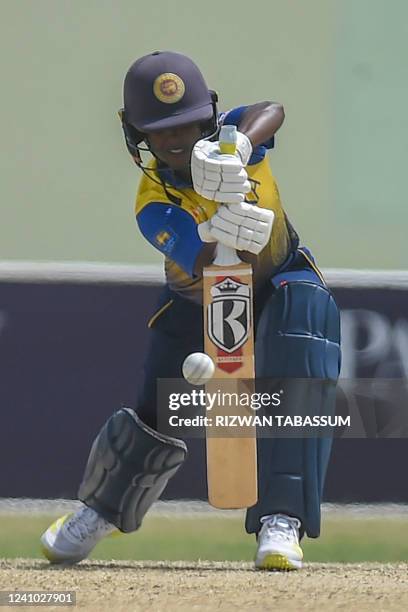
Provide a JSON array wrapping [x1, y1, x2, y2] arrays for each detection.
[[175, 168, 192, 184], [157, 160, 192, 186]]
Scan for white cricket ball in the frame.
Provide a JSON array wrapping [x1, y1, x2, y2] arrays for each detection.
[[182, 352, 215, 386]]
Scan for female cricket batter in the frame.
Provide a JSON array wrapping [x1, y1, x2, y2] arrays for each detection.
[[41, 51, 341, 570]]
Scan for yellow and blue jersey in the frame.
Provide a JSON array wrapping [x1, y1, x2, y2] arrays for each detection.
[[135, 106, 299, 303]]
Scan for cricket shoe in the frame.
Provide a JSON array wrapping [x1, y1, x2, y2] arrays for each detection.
[[40, 505, 117, 564], [255, 513, 303, 571]]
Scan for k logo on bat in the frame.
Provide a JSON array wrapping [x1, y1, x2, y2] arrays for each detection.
[[207, 277, 251, 353]]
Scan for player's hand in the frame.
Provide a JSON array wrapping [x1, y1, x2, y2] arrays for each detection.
[[198, 202, 275, 255], [191, 132, 253, 204]]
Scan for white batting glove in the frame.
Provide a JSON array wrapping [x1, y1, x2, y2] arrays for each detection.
[[191, 131, 253, 204], [234, 131, 253, 166], [198, 203, 275, 255], [197, 219, 215, 243]]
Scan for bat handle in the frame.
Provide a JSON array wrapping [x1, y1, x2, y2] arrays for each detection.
[[214, 241, 241, 266], [213, 125, 242, 266]]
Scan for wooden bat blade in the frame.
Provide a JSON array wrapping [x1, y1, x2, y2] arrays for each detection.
[[203, 261, 257, 509], [207, 435, 257, 508]]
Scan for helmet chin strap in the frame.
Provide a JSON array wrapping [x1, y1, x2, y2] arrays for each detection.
[[130, 141, 188, 206], [132, 121, 223, 204]]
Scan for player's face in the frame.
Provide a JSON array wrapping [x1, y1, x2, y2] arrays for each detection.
[[146, 123, 202, 171]]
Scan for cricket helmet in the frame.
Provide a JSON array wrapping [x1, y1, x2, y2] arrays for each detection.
[[119, 51, 218, 164], [123, 50, 216, 132]]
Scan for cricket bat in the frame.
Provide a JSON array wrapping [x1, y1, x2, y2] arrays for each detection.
[[203, 125, 258, 509]]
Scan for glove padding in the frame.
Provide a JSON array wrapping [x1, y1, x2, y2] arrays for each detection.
[[191, 132, 253, 204], [198, 202, 274, 255]]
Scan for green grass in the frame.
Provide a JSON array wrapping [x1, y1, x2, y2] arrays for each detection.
[[2, 514, 408, 563]]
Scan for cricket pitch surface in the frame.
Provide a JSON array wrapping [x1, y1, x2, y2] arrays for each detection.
[[2, 559, 408, 611]]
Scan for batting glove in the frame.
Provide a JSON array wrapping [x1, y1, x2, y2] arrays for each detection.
[[191, 131, 253, 204], [198, 202, 275, 255]]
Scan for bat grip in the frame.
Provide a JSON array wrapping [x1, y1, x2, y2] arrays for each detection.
[[213, 125, 242, 266], [214, 242, 241, 266]]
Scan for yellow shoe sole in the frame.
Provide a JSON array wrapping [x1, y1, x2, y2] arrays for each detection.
[[256, 553, 301, 571], [40, 544, 75, 565], [41, 544, 57, 563]]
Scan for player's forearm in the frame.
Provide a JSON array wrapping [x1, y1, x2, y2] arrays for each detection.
[[193, 242, 217, 276], [238, 101, 284, 148]]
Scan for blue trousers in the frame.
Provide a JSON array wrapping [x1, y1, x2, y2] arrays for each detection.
[[137, 249, 341, 537]]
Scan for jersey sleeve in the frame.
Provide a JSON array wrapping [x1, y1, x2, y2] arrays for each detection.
[[136, 202, 205, 277], [220, 106, 275, 165]]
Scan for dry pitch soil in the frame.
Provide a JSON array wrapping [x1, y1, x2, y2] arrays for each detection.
[[1, 559, 408, 611]]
